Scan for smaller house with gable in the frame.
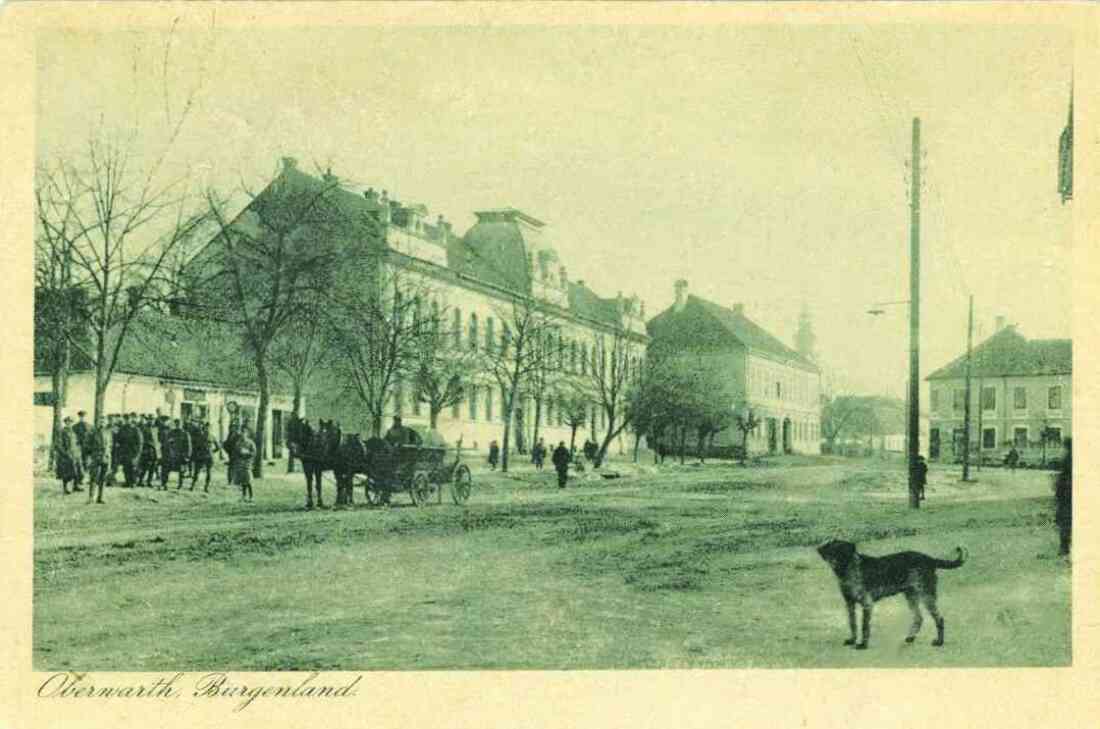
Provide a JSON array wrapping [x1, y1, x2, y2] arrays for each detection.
[[926, 323, 1071, 464], [647, 280, 822, 455]]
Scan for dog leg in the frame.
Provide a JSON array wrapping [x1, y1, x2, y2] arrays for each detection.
[[904, 590, 923, 643], [923, 594, 945, 646], [857, 602, 872, 649], [844, 601, 857, 646]]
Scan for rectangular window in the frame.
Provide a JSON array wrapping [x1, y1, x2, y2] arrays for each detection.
[[1047, 427, 1062, 444], [1014, 427, 1028, 448], [469, 386, 478, 421], [981, 386, 996, 411], [775, 382, 781, 399], [469, 314, 479, 352], [502, 323, 511, 357], [485, 317, 495, 355], [581, 344, 588, 375], [982, 428, 996, 449], [33, 391, 57, 406], [1048, 385, 1062, 410], [453, 309, 462, 348], [953, 388, 966, 413], [1014, 387, 1027, 410]]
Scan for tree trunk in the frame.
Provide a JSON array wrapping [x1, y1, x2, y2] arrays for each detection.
[[370, 412, 383, 438], [697, 430, 706, 463], [679, 427, 686, 465], [531, 397, 542, 450], [514, 405, 526, 454], [429, 405, 441, 429], [501, 394, 514, 473], [632, 432, 641, 463], [569, 423, 579, 452], [287, 384, 302, 474], [254, 355, 270, 478], [48, 344, 70, 469]]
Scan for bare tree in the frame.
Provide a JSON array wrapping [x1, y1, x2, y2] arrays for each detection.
[[195, 167, 372, 476], [733, 401, 762, 465], [481, 296, 556, 472], [332, 258, 436, 438], [585, 326, 641, 467], [411, 300, 479, 430], [560, 384, 592, 453], [34, 140, 210, 428], [525, 327, 563, 452]]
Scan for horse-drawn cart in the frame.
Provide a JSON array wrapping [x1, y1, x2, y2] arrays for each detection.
[[352, 441, 473, 507]]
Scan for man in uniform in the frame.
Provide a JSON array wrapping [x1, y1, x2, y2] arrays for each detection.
[[223, 421, 241, 487], [72, 410, 90, 487], [161, 418, 192, 490], [552, 440, 571, 489], [106, 414, 122, 486], [139, 415, 160, 487], [54, 416, 82, 495], [235, 423, 257, 502], [191, 421, 217, 491], [120, 413, 144, 488], [84, 420, 109, 504]]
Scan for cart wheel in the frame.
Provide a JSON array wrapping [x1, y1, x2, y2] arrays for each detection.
[[451, 464, 472, 505], [409, 471, 436, 507], [364, 477, 386, 507]]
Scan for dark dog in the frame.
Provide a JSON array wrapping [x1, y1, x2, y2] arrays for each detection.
[[817, 539, 967, 649]]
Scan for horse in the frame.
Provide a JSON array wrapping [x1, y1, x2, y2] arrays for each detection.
[[291, 418, 342, 509]]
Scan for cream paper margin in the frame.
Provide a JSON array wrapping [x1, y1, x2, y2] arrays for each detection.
[[0, 3, 1096, 728]]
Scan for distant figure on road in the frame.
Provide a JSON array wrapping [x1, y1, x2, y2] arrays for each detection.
[[84, 422, 110, 504], [235, 424, 257, 502], [191, 421, 218, 492], [1054, 438, 1072, 556], [912, 454, 928, 501], [1005, 445, 1020, 472], [161, 418, 192, 490], [552, 441, 571, 489], [531, 438, 546, 471], [488, 440, 500, 471]]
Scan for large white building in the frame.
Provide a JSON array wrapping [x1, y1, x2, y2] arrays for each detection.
[[185, 158, 649, 453]]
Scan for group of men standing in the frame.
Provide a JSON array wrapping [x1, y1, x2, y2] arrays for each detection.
[[53, 410, 258, 502]]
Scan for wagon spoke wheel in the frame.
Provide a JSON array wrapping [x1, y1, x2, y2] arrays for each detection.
[[451, 464, 472, 505], [410, 472, 436, 507]]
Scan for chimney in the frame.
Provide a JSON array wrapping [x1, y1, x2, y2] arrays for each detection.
[[995, 315, 1006, 333], [281, 157, 298, 171], [674, 279, 688, 312]]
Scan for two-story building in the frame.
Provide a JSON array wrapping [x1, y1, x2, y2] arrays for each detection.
[[646, 281, 822, 455], [926, 323, 1071, 464]]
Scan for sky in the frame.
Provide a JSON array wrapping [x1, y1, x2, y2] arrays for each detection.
[[36, 22, 1074, 399]]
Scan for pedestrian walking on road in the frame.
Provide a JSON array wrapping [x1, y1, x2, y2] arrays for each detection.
[[235, 425, 257, 501], [1054, 438, 1072, 557], [532, 438, 546, 471], [488, 440, 500, 471], [552, 441, 571, 489]]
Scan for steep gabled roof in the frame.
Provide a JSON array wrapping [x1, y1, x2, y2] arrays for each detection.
[[648, 295, 818, 371], [926, 326, 1072, 380]]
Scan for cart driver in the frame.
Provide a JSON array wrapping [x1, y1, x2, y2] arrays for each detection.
[[385, 416, 416, 447]]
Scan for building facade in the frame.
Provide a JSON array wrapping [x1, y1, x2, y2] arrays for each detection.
[[33, 312, 299, 467], [186, 158, 649, 453], [926, 324, 1071, 464], [647, 281, 822, 455]]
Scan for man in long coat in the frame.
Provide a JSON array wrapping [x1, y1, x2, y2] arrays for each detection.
[[161, 418, 192, 490], [118, 413, 144, 488], [1054, 438, 1072, 556], [139, 415, 160, 487], [84, 422, 109, 504], [552, 441, 571, 489], [191, 421, 217, 491], [72, 410, 90, 487], [54, 416, 82, 495]]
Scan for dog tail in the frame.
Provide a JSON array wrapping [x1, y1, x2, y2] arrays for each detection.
[[934, 546, 968, 569]]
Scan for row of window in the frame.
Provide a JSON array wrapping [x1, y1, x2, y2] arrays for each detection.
[[931, 384, 1063, 414], [748, 366, 817, 406], [934, 425, 1063, 451], [749, 419, 820, 442], [394, 382, 607, 431]]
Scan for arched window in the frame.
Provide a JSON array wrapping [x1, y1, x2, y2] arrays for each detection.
[[453, 309, 462, 348], [502, 323, 511, 357], [469, 313, 479, 352], [486, 317, 495, 355], [431, 300, 441, 340], [581, 343, 588, 375]]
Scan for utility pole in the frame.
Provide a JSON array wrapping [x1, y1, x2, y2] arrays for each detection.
[[907, 117, 922, 509], [962, 294, 974, 482]]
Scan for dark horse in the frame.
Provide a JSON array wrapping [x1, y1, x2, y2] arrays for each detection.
[[289, 418, 342, 509], [334, 434, 391, 506]]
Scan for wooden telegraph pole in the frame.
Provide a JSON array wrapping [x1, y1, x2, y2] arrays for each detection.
[[907, 118, 922, 509], [962, 295, 974, 482]]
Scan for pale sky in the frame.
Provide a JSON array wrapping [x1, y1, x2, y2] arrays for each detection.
[[37, 23, 1073, 398]]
